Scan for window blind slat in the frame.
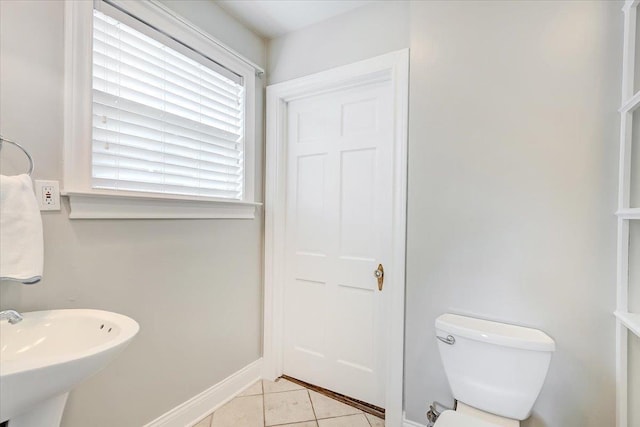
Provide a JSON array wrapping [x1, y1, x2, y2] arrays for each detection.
[[91, 9, 245, 200], [93, 55, 242, 122], [92, 139, 242, 174], [92, 53, 243, 117], [92, 110, 242, 161], [93, 20, 242, 98], [93, 24, 241, 101], [93, 168, 240, 194], [93, 13, 242, 89], [92, 177, 240, 199], [92, 126, 239, 160], [93, 90, 242, 148], [93, 76, 242, 134], [92, 155, 242, 189], [92, 127, 241, 169]]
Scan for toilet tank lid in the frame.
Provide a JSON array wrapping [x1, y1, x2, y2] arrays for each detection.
[[435, 314, 556, 352]]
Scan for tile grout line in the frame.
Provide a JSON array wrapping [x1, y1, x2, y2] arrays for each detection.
[[265, 387, 307, 394], [315, 414, 368, 422], [308, 389, 319, 426], [270, 422, 317, 427], [262, 381, 267, 427], [208, 392, 219, 427], [365, 412, 373, 427], [271, 413, 375, 427], [263, 388, 307, 395]]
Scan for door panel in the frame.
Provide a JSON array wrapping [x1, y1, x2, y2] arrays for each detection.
[[283, 82, 393, 407], [295, 154, 327, 254], [340, 148, 376, 258], [288, 278, 327, 356]]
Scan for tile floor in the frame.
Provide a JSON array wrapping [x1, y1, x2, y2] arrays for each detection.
[[192, 379, 385, 427]]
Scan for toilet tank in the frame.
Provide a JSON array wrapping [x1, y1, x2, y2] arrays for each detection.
[[435, 314, 555, 420]]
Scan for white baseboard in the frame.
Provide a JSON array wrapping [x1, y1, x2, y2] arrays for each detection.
[[144, 358, 263, 427], [403, 417, 428, 427]]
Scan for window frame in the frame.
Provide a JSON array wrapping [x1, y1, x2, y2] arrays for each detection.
[[63, 0, 259, 219]]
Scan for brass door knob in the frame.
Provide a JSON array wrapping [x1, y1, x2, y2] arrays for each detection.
[[374, 264, 384, 291]]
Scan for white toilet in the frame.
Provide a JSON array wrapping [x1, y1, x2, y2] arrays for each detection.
[[434, 313, 556, 427]]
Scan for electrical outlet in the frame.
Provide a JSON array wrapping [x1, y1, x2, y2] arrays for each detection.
[[34, 180, 61, 211]]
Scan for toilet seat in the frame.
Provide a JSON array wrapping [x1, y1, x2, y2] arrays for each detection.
[[434, 410, 501, 427]]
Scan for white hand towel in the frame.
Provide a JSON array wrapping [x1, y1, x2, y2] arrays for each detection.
[[0, 174, 43, 284]]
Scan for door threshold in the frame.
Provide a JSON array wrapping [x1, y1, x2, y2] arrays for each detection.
[[281, 375, 385, 420]]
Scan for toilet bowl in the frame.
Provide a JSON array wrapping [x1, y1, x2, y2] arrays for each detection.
[[433, 314, 555, 426], [434, 409, 501, 427], [434, 403, 517, 427]]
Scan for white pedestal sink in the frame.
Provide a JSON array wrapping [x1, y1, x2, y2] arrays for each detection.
[[0, 309, 139, 426]]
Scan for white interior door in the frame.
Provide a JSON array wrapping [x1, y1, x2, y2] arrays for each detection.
[[283, 80, 394, 408]]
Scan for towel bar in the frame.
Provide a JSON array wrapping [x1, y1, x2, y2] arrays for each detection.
[[0, 136, 34, 176]]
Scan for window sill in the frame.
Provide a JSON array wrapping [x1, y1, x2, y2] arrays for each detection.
[[63, 191, 260, 219]]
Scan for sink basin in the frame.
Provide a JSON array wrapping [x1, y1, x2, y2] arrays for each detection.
[[0, 309, 139, 426]]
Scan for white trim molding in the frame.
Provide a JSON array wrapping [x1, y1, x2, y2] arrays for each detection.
[[617, 2, 640, 427], [143, 358, 263, 427], [616, 208, 640, 220], [615, 311, 640, 337], [147, 0, 264, 75], [64, 191, 260, 219], [263, 49, 410, 427]]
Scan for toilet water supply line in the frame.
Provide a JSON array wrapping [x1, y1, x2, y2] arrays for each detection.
[[426, 401, 454, 427]]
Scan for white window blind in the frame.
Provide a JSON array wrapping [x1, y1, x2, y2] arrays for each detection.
[[91, 9, 246, 200]]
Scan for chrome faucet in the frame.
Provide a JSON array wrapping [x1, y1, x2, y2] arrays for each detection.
[[0, 310, 24, 324]]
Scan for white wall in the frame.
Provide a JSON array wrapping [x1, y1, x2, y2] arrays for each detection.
[[267, 1, 622, 426], [406, 2, 620, 426], [267, 1, 409, 84], [0, 1, 266, 426]]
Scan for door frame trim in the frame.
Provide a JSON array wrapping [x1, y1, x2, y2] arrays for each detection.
[[263, 49, 409, 427]]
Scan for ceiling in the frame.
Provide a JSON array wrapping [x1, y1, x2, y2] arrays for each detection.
[[216, 1, 372, 39]]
